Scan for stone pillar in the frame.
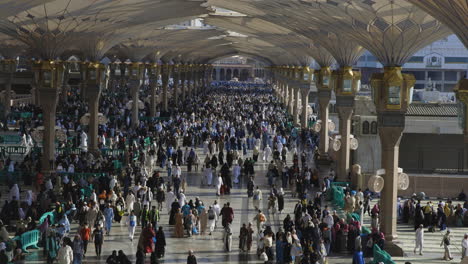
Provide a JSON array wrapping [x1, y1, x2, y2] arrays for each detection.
[[216, 68, 220, 81], [318, 91, 331, 155], [4, 73, 13, 115], [301, 89, 309, 128], [173, 72, 179, 108], [149, 78, 157, 117], [193, 71, 199, 95], [85, 84, 101, 153], [30, 87, 37, 105], [162, 71, 169, 112], [378, 117, 404, 242], [288, 84, 294, 114], [336, 106, 353, 181], [187, 71, 193, 98], [60, 84, 70, 104], [38, 88, 59, 173], [130, 80, 140, 128], [180, 72, 186, 102], [60, 68, 70, 104], [282, 82, 287, 106], [293, 87, 300, 125]]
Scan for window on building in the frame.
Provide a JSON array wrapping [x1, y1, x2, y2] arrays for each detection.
[[362, 121, 370, 134], [428, 71, 442, 81], [426, 56, 442, 67], [445, 57, 468, 64], [414, 83, 424, 90], [407, 56, 424, 63], [404, 71, 425, 81], [444, 71, 459, 81], [371, 121, 378, 134]]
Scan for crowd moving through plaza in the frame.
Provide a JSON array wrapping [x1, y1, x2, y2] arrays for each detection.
[[0, 1, 468, 263], [0, 80, 467, 264]]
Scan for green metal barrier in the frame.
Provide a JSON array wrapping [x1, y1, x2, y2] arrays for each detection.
[[39, 211, 56, 225], [144, 137, 151, 146], [101, 149, 124, 156], [56, 148, 82, 155], [331, 185, 345, 209], [57, 172, 107, 181], [372, 244, 395, 264], [12, 230, 40, 253]]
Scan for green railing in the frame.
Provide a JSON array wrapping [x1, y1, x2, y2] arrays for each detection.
[[12, 229, 40, 253], [101, 149, 124, 156], [56, 148, 83, 155], [8, 112, 33, 119], [0, 135, 22, 144], [57, 172, 108, 181], [0, 146, 28, 155]]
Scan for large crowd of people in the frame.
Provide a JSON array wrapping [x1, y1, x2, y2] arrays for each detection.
[[0, 80, 467, 264]]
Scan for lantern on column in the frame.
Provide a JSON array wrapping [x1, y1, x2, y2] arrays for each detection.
[[301, 66, 314, 85], [0, 59, 16, 73], [334, 67, 361, 96], [294, 66, 302, 81], [371, 66, 415, 112], [129, 62, 145, 81], [453, 79, 468, 142], [147, 63, 159, 79], [109, 63, 117, 77], [119, 62, 127, 78], [32, 60, 59, 88], [85, 62, 106, 85], [318, 66, 332, 90], [288, 66, 295, 80], [173, 63, 180, 76]]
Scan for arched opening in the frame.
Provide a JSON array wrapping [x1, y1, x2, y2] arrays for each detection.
[[220, 68, 225, 81], [233, 69, 239, 78], [371, 121, 378, 134], [362, 121, 370, 134], [212, 69, 216, 80], [226, 69, 232, 80], [240, 69, 249, 81]]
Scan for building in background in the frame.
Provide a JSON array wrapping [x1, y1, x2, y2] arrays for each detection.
[[212, 55, 266, 81], [355, 35, 468, 93]]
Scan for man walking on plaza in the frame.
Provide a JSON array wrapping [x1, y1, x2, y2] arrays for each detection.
[[440, 230, 453, 261], [414, 224, 424, 255]]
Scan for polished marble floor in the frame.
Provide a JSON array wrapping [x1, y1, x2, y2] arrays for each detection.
[[6, 147, 468, 264]]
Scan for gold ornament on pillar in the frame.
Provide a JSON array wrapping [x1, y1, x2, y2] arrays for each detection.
[[454, 79, 468, 142], [85, 62, 105, 86], [0, 59, 17, 73], [129, 62, 145, 81], [333, 66, 361, 96], [173, 63, 180, 74], [32, 60, 64, 89], [294, 66, 302, 81], [317, 66, 332, 90], [146, 63, 160, 79], [371, 66, 415, 112], [301, 66, 314, 85], [288, 66, 296, 80]]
